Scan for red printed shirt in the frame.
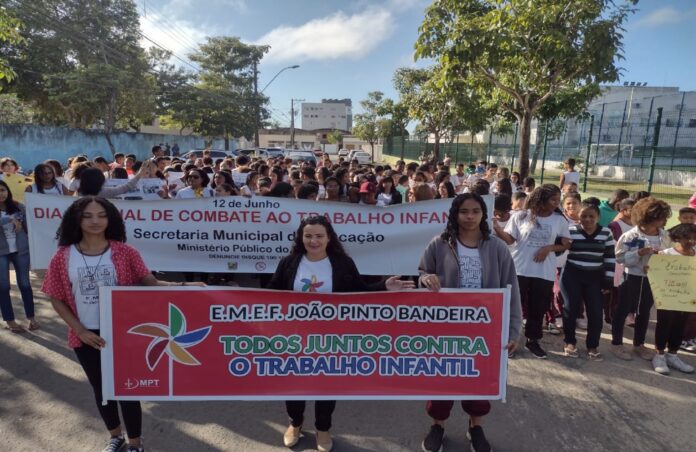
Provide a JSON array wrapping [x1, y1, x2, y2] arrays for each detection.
[[41, 240, 151, 348]]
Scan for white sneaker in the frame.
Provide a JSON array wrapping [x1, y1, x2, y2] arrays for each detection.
[[665, 353, 695, 373], [652, 354, 670, 375], [555, 317, 563, 329], [680, 339, 696, 352], [576, 318, 588, 329]]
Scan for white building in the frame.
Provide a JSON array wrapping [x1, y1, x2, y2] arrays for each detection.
[[301, 99, 352, 131]]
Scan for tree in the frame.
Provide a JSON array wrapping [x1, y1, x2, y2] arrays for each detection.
[[163, 37, 269, 149], [416, 0, 635, 178], [394, 65, 491, 161], [0, 7, 23, 86], [0, 93, 34, 123], [327, 129, 344, 146], [6, 0, 157, 154], [352, 91, 385, 160]]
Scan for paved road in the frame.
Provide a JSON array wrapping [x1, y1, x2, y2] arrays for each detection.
[[1, 273, 694, 451]]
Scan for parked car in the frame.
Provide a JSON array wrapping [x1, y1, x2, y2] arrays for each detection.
[[181, 149, 237, 160], [286, 150, 317, 165], [352, 151, 372, 165], [257, 147, 286, 159], [237, 148, 257, 156], [338, 148, 350, 158]]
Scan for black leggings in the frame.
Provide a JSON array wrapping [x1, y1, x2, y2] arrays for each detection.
[[517, 276, 554, 341], [655, 310, 689, 352], [611, 275, 654, 346], [74, 338, 142, 438], [286, 400, 336, 431]]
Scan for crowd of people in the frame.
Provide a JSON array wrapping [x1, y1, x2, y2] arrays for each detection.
[[0, 147, 695, 452]]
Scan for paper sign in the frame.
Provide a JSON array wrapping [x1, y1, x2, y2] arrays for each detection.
[[647, 255, 696, 312]]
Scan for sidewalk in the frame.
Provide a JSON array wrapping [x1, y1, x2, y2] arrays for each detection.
[[1, 272, 694, 451]]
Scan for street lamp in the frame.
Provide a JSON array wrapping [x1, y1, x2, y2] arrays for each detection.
[[261, 65, 300, 93], [255, 64, 300, 147]]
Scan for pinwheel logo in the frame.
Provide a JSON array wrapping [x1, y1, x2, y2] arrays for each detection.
[[128, 303, 211, 371]]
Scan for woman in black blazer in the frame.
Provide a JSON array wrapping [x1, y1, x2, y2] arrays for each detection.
[[268, 215, 413, 452]]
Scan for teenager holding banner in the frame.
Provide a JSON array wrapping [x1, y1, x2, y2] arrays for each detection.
[[78, 160, 154, 198], [41, 197, 204, 452], [418, 193, 522, 452], [268, 215, 414, 452]]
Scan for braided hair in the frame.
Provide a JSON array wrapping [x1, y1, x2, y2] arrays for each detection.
[[524, 184, 563, 226]]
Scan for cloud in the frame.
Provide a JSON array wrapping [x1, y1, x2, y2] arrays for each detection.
[[257, 6, 395, 63], [633, 7, 693, 28], [139, 12, 208, 65]]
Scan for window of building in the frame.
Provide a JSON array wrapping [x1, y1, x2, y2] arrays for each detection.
[[688, 118, 696, 128]]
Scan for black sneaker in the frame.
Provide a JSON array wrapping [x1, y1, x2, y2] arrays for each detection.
[[127, 447, 145, 452], [467, 425, 491, 452], [525, 340, 547, 359], [102, 436, 126, 452], [422, 424, 445, 452]]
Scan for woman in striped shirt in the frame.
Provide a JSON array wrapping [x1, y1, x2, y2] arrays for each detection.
[[559, 200, 616, 360]]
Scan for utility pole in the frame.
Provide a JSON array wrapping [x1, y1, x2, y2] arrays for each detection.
[[253, 61, 259, 147], [290, 98, 304, 149]]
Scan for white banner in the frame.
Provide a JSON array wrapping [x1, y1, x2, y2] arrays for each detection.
[[25, 193, 492, 275]]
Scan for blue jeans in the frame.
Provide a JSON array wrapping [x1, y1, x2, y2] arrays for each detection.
[[0, 252, 35, 322]]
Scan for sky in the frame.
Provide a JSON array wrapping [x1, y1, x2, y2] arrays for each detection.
[[140, 0, 696, 127]]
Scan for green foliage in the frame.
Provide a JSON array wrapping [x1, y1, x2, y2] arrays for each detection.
[[352, 91, 387, 156], [0, 7, 23, 86], [5, 0, 156, 153], [415, 0, 635, 176], [163, 37, 270, 145], [327, 129, 343, 144], [393, 65, 492, 159], [0, 93, 34, 123]]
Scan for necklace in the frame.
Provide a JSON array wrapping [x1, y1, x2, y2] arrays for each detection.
[[77, 243, 110, 281]]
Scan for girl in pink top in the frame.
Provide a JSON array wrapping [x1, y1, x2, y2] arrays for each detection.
[[42, 197, 203, 452]]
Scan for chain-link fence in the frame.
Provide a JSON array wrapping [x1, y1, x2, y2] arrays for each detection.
[[384, 94, 696, 206]]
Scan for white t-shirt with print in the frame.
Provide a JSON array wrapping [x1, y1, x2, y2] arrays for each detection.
[[69, 246, 117, 329], [504, 211, 570, 281], [457, 242, 482, 289], [293, 256, 333, 293], [1, 212, 17, 253]]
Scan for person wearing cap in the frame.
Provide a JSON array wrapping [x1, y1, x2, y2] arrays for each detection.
[[359, 177, 377, 205]]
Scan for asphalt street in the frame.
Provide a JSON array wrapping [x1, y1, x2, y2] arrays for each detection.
[[1, 272, 694, 451]]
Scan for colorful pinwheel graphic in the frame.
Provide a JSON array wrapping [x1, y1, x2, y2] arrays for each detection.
[[301, 275, 324, 292], [128, 303, 211, 371]]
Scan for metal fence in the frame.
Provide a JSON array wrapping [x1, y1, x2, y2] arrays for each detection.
[[384, 96, 696, 206]]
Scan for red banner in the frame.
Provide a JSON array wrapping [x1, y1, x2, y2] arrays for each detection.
[[100, 288, 510, 401]]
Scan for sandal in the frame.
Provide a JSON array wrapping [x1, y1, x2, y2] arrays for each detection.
[[588, 351, 604, 361], [5, 322, 25, 334], [28, 320, 40, 331], [563, 345, 579, 358]]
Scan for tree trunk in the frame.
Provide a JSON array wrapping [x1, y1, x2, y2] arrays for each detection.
[[432, 131, 440, 161], [104, 131, 116, 156], [400, 134, 405, 161], [529, 123, 544, 174], [517, 111, 533, 179], [370, 141, 375, 161]]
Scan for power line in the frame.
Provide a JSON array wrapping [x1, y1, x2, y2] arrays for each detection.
[[140, 3, 202, 53]]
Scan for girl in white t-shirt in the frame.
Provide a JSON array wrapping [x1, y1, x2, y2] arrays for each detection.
[[494, 184, 571, 359], [650, 223, 696, 375]]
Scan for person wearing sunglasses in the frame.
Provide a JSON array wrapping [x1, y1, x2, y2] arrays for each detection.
[[175, 169, 214, 199]]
